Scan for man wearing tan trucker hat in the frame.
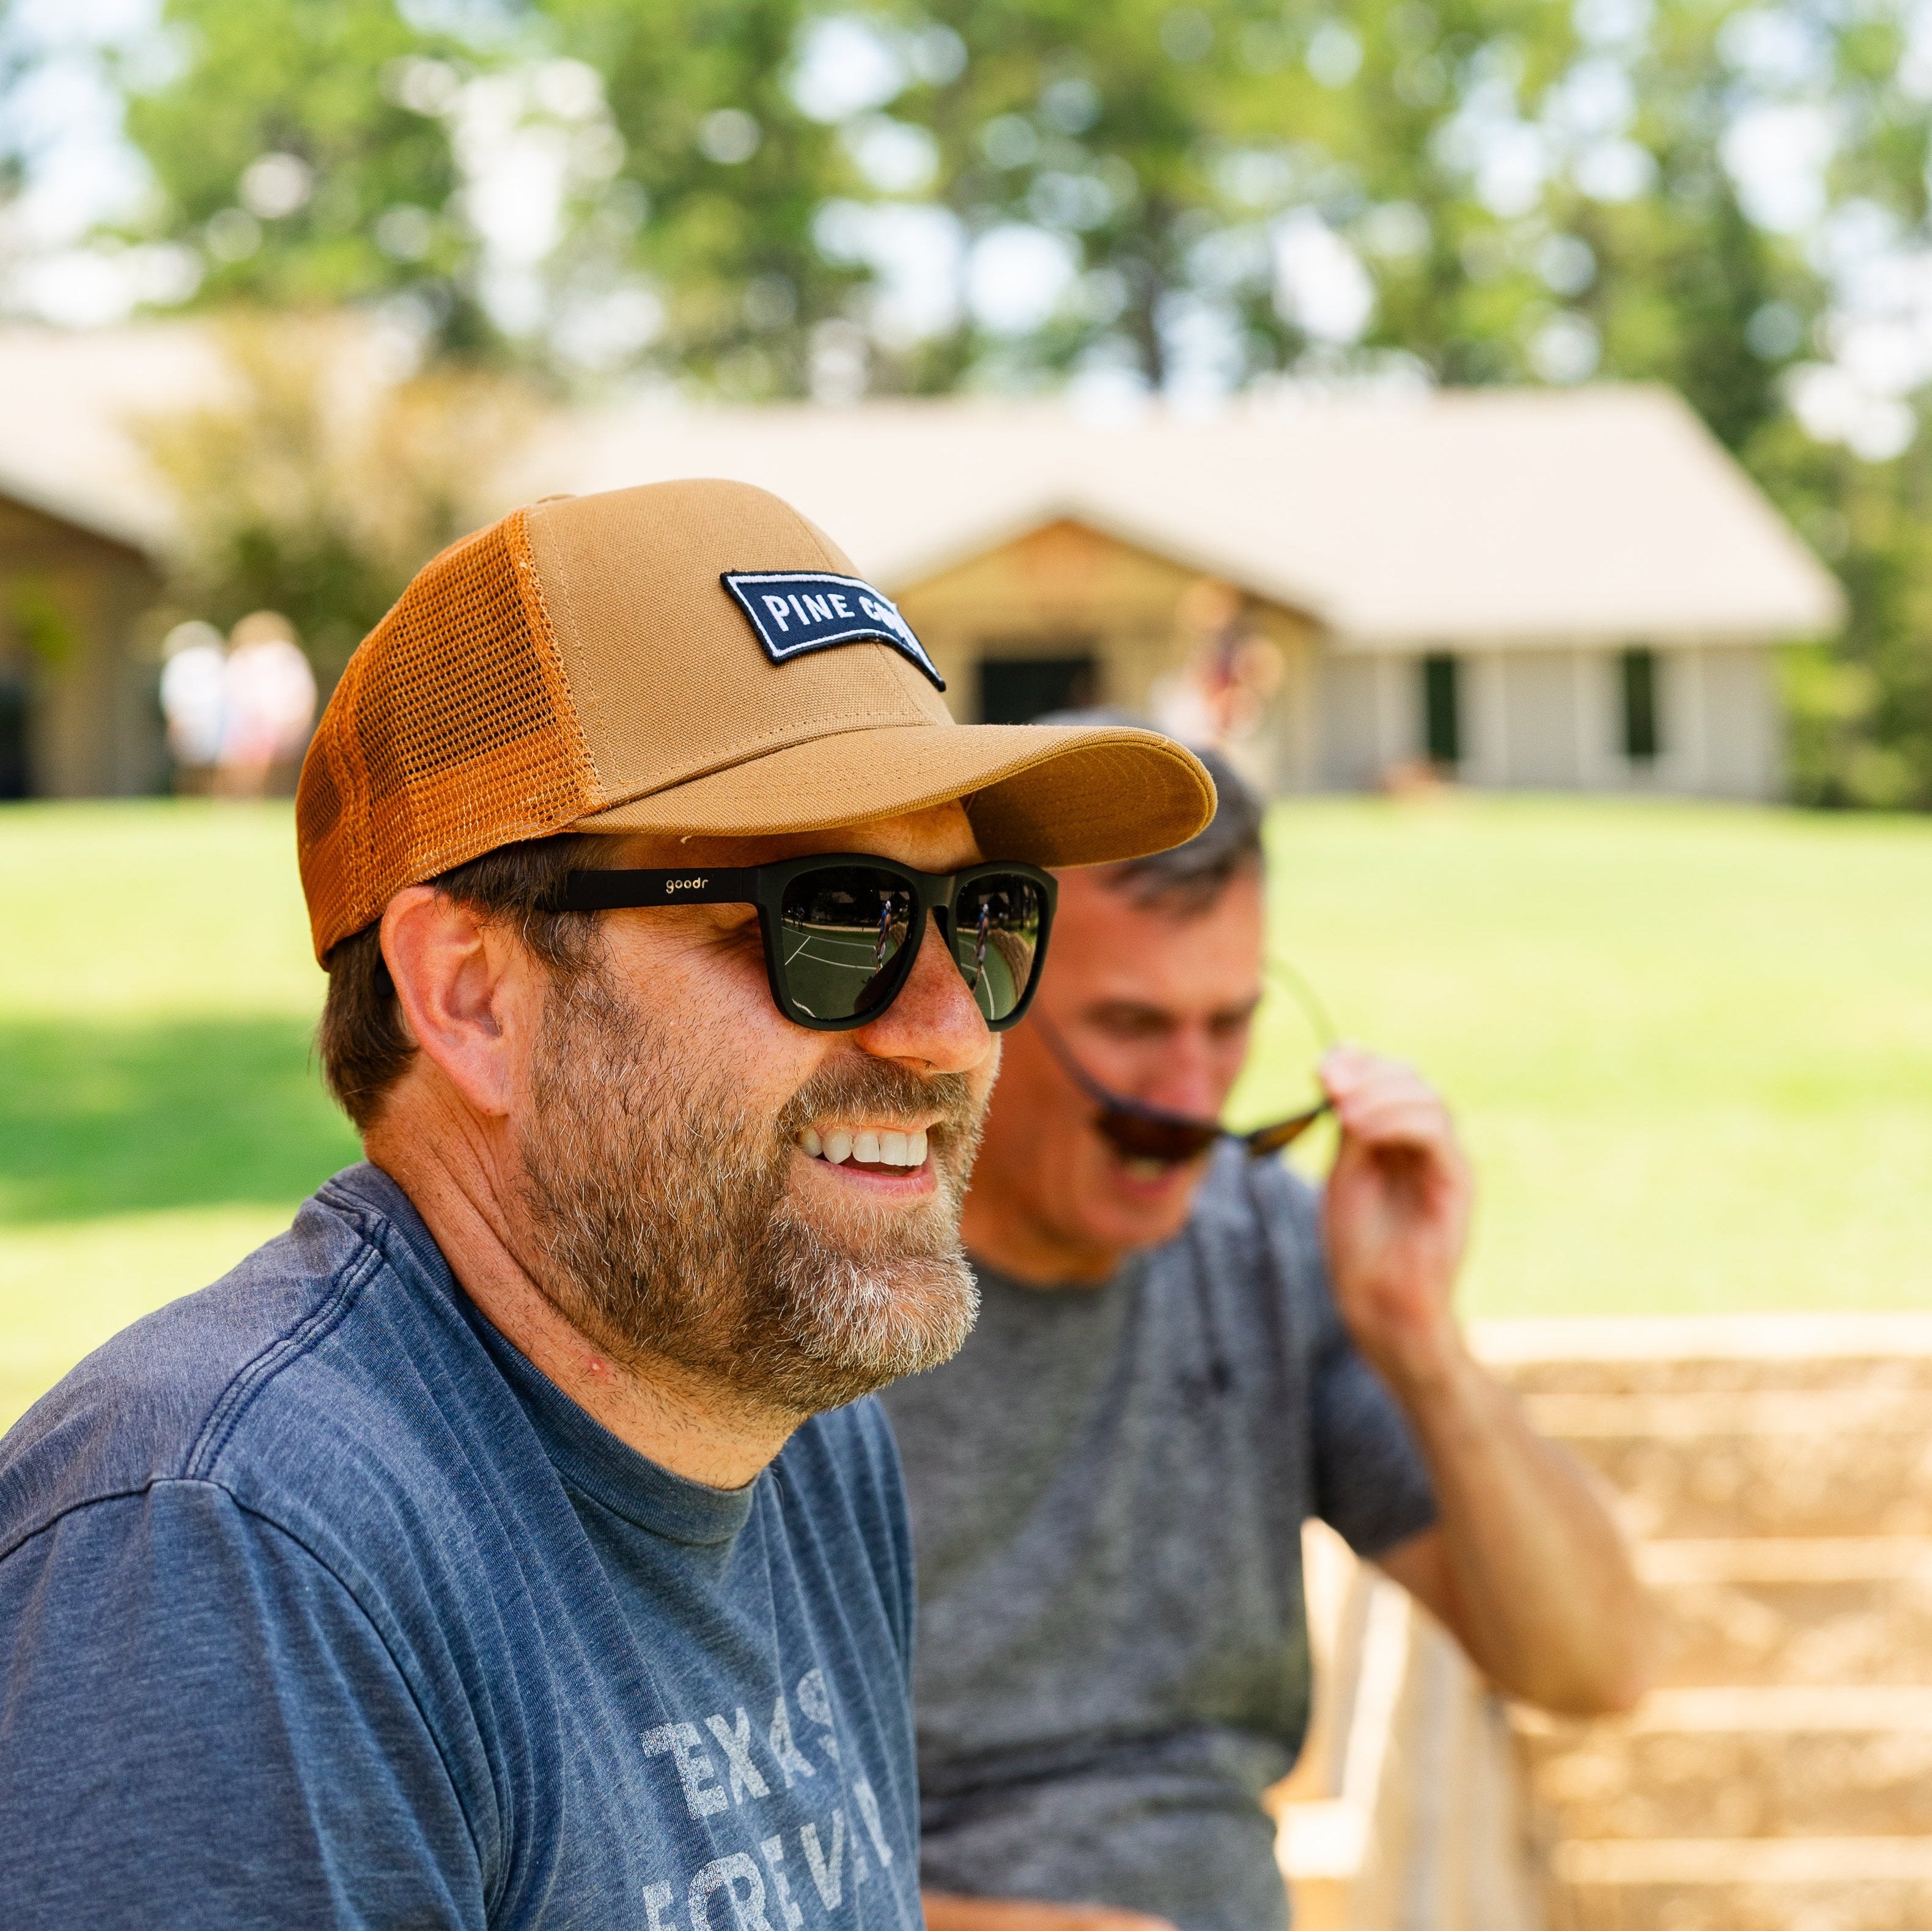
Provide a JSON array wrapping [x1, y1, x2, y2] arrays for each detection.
[[0, 480, 1213, 1931]]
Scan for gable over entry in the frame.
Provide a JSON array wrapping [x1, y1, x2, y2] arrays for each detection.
[[890, 517, 1323, 787]]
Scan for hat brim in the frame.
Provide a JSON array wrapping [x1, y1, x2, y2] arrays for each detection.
[[570, 722, 1216, 868]]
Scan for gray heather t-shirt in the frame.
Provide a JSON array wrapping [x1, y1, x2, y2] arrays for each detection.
[[877, 1147, 1437, 1931]]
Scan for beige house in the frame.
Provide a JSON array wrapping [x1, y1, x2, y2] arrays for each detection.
[[0, 327, 212, 798], [0, 319, 1843, 801], [0, 482, 162, 798], [518, 385, 1844, 800]]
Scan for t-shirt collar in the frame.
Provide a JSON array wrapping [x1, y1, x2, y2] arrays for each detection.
[[319, 1163, 758, 1547]]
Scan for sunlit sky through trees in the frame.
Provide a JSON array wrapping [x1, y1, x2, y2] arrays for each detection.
[[4, 0, 1932, 458]]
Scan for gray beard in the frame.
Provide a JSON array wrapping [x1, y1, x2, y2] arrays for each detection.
[[517, 966, 983, 1419]]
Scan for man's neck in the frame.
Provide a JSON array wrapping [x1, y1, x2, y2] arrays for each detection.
[[365, 1100, 795, 1491]]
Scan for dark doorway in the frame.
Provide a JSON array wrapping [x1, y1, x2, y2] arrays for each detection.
[[1421, 653, 1462, 768], [0, 674, 29, 800], [1620, 648, 1661, 762], [977, 653, 1099, 724]]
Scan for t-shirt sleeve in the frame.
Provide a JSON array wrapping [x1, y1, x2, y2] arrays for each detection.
[[0, 1479, 484, 1931], [1256, 1164, 1440, 1559]]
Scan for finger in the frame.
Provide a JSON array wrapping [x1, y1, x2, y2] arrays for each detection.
[[1333, 1073, 1439, 1127], [1332, 1072, 1448, 1132], [1335, 1097, 1458, 1157], [1321, 1045, 1416, 1103]]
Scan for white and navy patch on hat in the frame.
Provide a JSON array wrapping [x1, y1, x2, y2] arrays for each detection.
[[721, 571, 945, 691]]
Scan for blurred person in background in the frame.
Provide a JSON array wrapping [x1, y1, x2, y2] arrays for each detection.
[[159, 611, 317, 797], [882, 723, 1657, 1931], [0, 485, 1214, 1929]]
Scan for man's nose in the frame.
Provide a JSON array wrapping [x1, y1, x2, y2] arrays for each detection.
[[853, 911, 992, 1074], [1140, 1035, 1228, 1122]]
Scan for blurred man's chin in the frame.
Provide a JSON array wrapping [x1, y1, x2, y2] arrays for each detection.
[[1069, 1193, 1201, 1262]]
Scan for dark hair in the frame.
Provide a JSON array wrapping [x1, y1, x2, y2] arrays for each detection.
[[317, 834, 605, 1131], [1035, 708, 1266, 914]]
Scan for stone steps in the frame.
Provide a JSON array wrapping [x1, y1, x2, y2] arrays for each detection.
[[1478, 1315, 1932, 1931], [1519, 1388, 1932, 1540], [1520, 1686, 1932, 1839], [1643, 1537, 1932, 1686], [1550, 1838, 1932, 1931]]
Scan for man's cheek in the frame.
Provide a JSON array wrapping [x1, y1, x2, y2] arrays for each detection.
[[690, 994, 827, 1138], [976, 1034, 1003, 1094]]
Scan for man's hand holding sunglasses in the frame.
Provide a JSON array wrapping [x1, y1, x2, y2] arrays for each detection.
[[1318, 1043, 1475, 1394], [1313, 1045, 1657, 1721]]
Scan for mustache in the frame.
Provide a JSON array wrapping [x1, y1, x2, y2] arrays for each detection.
[[772, 1055, 979, 1157]]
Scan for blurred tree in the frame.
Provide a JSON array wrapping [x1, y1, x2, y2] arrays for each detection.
[[866, 0, 1932, 803], [529, 0, 865, 392], [109, 0, 869, 389], [117, 0, 495, 353], [867, 0, 1323, 390], [0, 6, 46, 313], [75, 0, 1932, 800], [136, 317, 533, 681]]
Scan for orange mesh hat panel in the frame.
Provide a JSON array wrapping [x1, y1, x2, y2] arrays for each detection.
[[297, 510, 597, 958], [296, 478, 1215, 963]]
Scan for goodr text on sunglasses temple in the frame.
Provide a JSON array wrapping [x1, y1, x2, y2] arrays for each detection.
[[559, 856, 1056, 1034]]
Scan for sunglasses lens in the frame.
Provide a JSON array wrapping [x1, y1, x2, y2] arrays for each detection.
[[1097, 1111, 1222, 1164], [951, 873, 1047, 1025], [778, 867, 916, 1022]]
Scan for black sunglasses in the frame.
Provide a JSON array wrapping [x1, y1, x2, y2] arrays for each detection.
[[559, 857, 1056, 1032], [1032, 1015, 1330, 1165]]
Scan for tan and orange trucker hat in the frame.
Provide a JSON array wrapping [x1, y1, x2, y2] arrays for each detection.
[[295, 477, 1215, 961]]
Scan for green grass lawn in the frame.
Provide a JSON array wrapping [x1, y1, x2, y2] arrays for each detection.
[[0, 803, 359, 1429], [4, 793, 1932, 1430], [1245, 794, 1932, 1322]]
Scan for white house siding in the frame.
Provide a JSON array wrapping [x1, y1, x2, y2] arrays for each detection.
[[1694, 646, 1782, 799], [1318, 655, 1385, 789], [1496, 651, 1584, 788], [1311, 641, 1783, 799]]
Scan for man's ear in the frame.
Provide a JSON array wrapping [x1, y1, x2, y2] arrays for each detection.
[[380, 887, 542, 1120]]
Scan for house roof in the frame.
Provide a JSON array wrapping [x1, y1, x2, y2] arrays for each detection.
[[512, 386, 1845, 650], [0, 325, 225, 557], [0, 322, 1844, 651]]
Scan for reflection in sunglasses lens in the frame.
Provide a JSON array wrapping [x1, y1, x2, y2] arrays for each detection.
[[953, 874, 1044, 1023], [779, 868, 915, 1021]]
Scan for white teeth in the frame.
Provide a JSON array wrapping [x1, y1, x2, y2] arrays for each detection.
[[805, 1125, 929, 1168]]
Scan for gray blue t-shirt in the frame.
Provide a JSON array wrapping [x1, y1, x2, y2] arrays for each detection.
[[878, 1148, 1437, 1931], [0, 1163, 923, 1931]]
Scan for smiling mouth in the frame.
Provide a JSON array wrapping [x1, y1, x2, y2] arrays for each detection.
[[1115, 1153, 1191, 1183], [797, 1125, 930, 1174]]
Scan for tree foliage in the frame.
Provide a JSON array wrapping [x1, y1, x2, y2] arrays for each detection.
[[531, 0, 863, 391], [84, 0, 1932, 803], [119, 0, 493, 351], [136, 317, 533, 679]]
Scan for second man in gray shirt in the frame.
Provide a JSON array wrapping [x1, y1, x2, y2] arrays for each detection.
[[882, 731, 1655, 1931]]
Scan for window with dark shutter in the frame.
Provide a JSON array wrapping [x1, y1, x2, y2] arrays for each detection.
[[1621, 648, 1661, 762], [1422, 653, 1461, 768]]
